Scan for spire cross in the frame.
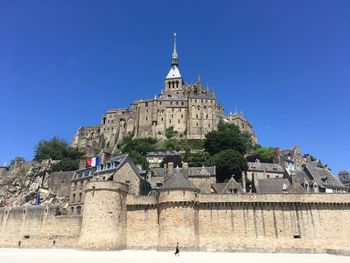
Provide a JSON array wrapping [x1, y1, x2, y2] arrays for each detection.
[[173, 33, 177, 56], [172, 33, 178, 66]]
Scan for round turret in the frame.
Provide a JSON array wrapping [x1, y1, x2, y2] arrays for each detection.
[[78, 180, 128, 249], [158, 171, 200, 250]]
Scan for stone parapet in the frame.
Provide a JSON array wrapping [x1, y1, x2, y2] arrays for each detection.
[[198, 193, 350, 204]]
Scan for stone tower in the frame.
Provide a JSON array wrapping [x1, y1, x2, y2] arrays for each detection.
[[158, 169, 200, 250], [78, 180, 128, 249], [164, 33, 185, 96]]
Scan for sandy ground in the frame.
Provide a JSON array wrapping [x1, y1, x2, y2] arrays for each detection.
[[0, 248, 348, 263]]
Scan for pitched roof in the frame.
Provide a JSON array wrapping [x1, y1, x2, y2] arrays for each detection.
[[304, 165, 346, 190], [160, 171, 199, 192], [212, 177, 244, 194], [247, 162, 284, 173], [255, 178, 290, 194]]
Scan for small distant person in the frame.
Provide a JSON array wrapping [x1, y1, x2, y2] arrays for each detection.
[[174, 242, 179, 256], [18, 240, 21, 248]]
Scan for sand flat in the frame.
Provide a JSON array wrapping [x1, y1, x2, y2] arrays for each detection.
[[0, 248, 348, 263]]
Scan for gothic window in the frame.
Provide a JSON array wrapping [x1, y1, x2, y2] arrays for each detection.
[[181, 114, 183, 118], [178, 119, 180, 124], [196, 115, 198, 119], [170, 120, 172, 124], [176, 80, 179, 88], [182, 102, 184, 105], [72, 194, 76, 203], [160, 102, 162, 105], [196, 123, 199, 127], [206, 115, 208, 119], [161, 117, 164, 121], [145, 102, 148, 107], [176, 102, 178, 105], [78, 193, 82, 202], [146, 117, 148, 121], [170, 102, 173, 105], [208, 124, 211, 128]]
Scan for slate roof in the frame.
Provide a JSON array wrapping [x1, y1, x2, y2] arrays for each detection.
[[152, 166, 216, 177], [72, 154, 146, 183], [212, 177, 244, 194], [304, 165, 346, 190], [255, 178, 290, 194], [247, 162, 284, 173], [160, 172, 199, 192], [146, 151, 180, 157]]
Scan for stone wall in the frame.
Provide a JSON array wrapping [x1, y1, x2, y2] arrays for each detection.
[[0, 193, 349, 253], [126, 195, 158, 249], [0, 206, 81, 248]]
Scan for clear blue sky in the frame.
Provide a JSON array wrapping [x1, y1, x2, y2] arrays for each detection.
[[0, 1, 349, 174]]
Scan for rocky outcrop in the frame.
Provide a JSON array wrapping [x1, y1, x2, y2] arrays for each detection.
[[0, 160, 70, 210]]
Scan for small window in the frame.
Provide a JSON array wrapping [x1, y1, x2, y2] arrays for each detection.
[[145, 102, 148, 107], [196, 123, 198, 127], [181, 102, 184, 105], [178, 120, 180, 124], [181, 114, 183, 118], [293, 234, 301, 239], [77, 206, 82, 215], [125, 180, 130, 184], [176, 102, 178, 105]]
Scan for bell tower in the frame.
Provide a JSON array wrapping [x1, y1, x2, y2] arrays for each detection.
[[164, 33, 184, 96]]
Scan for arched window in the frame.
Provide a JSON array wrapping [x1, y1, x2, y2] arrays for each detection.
[[176, 80, 179, 88]]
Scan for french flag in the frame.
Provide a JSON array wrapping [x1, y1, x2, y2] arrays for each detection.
[[87, 156, 100, 167]]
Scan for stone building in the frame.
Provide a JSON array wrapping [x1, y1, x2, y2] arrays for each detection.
[[150, 162, 216, 194], [71, 34, 257, 154], [1, 167, 350, 253], [68, 154, 150, 215]]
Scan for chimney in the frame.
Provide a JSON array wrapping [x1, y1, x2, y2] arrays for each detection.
[[241, 171, 246, 193], [167, 162, 174, 177], [183, 162, 189, 178], [273, 147, 281, 164]]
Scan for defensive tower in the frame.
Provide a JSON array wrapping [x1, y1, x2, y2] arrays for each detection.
[[78, 180, 128, 249], [158, 169, 200, 250]]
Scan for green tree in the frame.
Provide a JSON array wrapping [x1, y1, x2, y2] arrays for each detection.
[[208, 149, 247, 183], [34, 137, 83, 171], [118, 134, 157, 170], [246, 146, 275, 163], [165, 126, 178, 139], [187, 151, 210, 167], [204, 121, 246, 155]]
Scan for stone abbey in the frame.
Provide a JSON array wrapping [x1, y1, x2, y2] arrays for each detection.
[[0, 35, 349, 255], [72, 33, 257, 154]]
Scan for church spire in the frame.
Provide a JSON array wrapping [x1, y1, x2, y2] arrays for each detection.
[[172, 33, 178, 66]]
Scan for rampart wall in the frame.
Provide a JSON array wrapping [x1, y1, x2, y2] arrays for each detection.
[[0, 206, 82, 248], [0, 193, 349, 253]]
